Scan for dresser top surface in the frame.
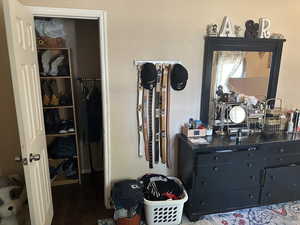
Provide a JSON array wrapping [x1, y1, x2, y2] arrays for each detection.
[[179, 133, 300, 150]]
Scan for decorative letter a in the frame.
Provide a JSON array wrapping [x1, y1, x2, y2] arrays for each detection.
[[219, 16, 235, 37]]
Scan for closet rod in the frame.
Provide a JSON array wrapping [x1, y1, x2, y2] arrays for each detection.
[[134, 60, 181, 66]]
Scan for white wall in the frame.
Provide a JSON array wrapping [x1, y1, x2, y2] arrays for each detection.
[[1, 0, 300, 184]]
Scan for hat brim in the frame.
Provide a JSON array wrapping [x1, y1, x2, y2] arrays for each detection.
[[171, 80, 187, 91]]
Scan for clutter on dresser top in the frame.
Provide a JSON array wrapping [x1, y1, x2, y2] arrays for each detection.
[[181, 118, 212, 138], [182, 98, 300, 144]]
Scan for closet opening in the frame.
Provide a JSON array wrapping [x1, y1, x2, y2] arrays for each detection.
[[33, 16, 112, 224]]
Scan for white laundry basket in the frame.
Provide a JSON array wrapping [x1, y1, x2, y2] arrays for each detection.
[[144, 177, 188, 225]]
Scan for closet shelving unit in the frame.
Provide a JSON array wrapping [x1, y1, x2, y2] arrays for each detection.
[[38, 48, 81, 186]]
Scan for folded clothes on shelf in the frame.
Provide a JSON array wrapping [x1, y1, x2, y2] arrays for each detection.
[[48, 136, 77, 159], [50, 158, 78, 180]]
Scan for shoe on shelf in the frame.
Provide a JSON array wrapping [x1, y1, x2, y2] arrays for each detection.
[[44, 110, 62, 134], [49, 55, 65, 76], [43, 95, 51, 106], [57, 121, 68, 134], [50, 94, 60, 106], [57, 120, 75, 134], [66, 120, 75, 133], [59, 94, 72, 106], [41, 80, 52, 106], [49, 80, 59, 95]]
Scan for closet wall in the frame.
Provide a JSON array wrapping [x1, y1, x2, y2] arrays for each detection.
[[74, 19, 103, 173], [75, 20, 101, 76]]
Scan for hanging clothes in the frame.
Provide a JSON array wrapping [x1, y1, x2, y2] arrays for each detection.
[[78, 79, 103, 173], [86, 86, 102, 142], [78, 80, 102, 144], [79, 83, 89, 144]]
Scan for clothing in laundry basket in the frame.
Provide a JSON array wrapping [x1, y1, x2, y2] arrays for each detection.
[[140, 174, 184, 201]]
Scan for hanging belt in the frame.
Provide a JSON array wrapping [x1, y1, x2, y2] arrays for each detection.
[[160, 64, 170, 164], [154, 64, 162, 164], [166, 64, 171, 168], [137, 66, 144, 158], [137, 62, 173, 168], [148, 88, 154, 168], [142, 89, 149, 161]]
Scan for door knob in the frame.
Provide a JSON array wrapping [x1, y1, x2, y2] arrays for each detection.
[[29, 153, 41, 162], [247, 163, 253, 168], [213, 167, 219, 172]]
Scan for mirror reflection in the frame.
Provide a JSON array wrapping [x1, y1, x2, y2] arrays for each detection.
[[211, 51, 272, 100], [208, 51, 272, 130]]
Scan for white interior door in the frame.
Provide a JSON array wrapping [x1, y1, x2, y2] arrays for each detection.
[[3, 0, 53, 225]]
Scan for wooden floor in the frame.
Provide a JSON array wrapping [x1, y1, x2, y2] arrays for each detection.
[[51, 172, 113, 225]]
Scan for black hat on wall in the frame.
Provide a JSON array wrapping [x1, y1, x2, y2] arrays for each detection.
[[171, 64, 188, 91], [141, 63, 158, 90]]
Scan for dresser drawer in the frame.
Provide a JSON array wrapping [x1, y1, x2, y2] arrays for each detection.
[[195, 163, 261, 191], [261, 165, 300, 204], [193, 188, 259, 213], [260, 142, 300, 156], [196, 146, 259, 166], [265, 154, 300, 167]]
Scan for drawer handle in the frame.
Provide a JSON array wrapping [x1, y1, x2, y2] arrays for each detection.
[[250, 175, 256, 180], [278, 158, 283, 161], [216, 150, 233, 153], [270, 175, 275, 180], [248, 147, 257, 151], [201, 181, 207, 185], [249, 194, 254, 199], [214, 156, 219, 160], [200, 201, 206, 206], [279, 148, 285, 153], [247, 163, 253, 168], [266, 193, 272, 197], [213, 167, 219, 172]]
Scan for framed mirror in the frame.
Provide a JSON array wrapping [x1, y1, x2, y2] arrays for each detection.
[[200, 37, 285, 125]]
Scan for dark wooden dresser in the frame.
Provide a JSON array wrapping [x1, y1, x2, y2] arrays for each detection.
[[178, 133, 300, 221]]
